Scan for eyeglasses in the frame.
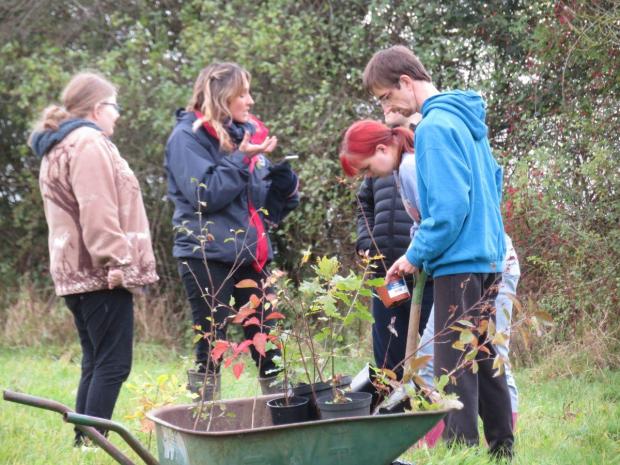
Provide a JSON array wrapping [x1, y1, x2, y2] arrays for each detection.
[[100, 102, 122, 113]]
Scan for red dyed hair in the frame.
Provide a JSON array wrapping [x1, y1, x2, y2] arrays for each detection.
[[339, 119, 414, 176]]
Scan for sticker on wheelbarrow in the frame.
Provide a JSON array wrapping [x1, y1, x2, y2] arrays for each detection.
[[162, 428, 189, 465]]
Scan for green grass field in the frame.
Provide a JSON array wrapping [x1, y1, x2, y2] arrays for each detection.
[[1, 344, 618, 465]]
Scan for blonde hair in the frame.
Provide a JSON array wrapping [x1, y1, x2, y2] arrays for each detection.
[[28, 71, 116, 144], [187, 62, 251, 152]]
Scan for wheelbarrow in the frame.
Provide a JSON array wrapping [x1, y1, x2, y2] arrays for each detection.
[[4, 389, 451, 465]]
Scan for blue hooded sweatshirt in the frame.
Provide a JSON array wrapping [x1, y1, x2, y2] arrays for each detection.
[[405, 90, 505, 277]]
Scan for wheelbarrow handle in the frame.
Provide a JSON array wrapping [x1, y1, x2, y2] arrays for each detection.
[[3, 389, 137, 465], [65, 412, 160, 465]]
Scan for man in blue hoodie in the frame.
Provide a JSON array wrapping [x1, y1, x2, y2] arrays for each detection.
[[364, 46, 513, 458]]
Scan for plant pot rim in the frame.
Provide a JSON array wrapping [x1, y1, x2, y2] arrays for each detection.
[[266, 395, 309, 409], [316, 391, 373, 410], [293, 376, 352, 390]]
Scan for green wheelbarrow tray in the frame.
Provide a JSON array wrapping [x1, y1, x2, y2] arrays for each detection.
[[143, 394, 450, 465], [4, 389, 451, 465]]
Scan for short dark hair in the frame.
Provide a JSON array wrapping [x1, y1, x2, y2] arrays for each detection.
[[363, 45, 432, 92]]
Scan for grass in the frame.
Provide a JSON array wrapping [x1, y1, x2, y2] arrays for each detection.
[[1, 343, 618, 465]]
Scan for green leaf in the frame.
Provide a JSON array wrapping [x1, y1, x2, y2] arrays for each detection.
[[436, 375, 449, 392], [459, 329, 476, 345], [366, 277, 386, 287], [314, 256, 339, 280]]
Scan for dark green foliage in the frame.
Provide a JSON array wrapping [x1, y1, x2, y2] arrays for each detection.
[[1, 1, 618, 362]]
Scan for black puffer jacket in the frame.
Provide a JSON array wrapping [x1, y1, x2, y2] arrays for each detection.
[[356, 175, 414, 270]]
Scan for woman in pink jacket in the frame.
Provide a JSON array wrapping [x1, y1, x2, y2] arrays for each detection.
[[29, 71, 158, 446]]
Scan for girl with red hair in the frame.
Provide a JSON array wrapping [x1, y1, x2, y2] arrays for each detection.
[[340, 120, 422, 224], [340, 120, 413, 176]]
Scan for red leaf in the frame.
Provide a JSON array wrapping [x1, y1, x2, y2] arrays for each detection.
[[223, 356, 233, 368], [266, 334, 282, 349], [253, 332, 267, 357], [265, 311, 285, 321], [243, 317, 261, 327], [211, 340, 230, 362], [234, 339, 253, 355], [233, 362, 245, 380], [232, 306, 256, 324], [235, 279, 259, 289], [249, 294, 261, 308]]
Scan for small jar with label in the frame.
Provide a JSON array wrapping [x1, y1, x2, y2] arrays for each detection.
[[375, 276, 411, 308]]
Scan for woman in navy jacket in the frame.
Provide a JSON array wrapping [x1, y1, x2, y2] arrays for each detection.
[[165, 62, 299, 392]]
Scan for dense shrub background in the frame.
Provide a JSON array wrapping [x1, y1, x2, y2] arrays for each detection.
[[1, 1, 618, 365]]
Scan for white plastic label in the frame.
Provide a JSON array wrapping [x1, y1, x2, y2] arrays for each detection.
[[386, 279, 408, 298]]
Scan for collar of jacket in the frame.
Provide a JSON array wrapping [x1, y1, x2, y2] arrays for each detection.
[[193, 111, 269, 145], [30, 119, 102, 157]]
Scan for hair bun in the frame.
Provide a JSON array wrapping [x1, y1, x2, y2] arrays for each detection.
[[42, 105, 71, 131]]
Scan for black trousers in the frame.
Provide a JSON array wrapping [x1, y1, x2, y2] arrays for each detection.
[[64, 289, 133, 422], [434, 273, 514, 457], [372, 279, 434, 379], [178, 258, 279, 377]]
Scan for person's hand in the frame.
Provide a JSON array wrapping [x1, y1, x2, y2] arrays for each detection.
[[385, 111, 423, 129], [385, 111, 409, 128], [385, 255, 417, 282], [239, 131, 278, 156], [107, 268, 124, 289]]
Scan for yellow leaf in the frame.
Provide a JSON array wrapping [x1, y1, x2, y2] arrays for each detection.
[[301, 247, 312, 265], [492, 332, 508, 347], [381, 368, 398, 380], [408, 355, 433, 372], [452, 340, 466, 351]]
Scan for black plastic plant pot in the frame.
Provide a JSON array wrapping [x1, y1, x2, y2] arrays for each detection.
[[316, 391, 373, 420], [338, 375, 353, 389], [266, 395, 310, 425], [187, 369, 220, 401], [291, 381, 332, 420]]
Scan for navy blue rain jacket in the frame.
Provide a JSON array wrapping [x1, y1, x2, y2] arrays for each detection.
[[165, 110, 299, 264]]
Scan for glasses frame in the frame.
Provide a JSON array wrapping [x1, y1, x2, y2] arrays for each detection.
[[100, 102, 122, 113]]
